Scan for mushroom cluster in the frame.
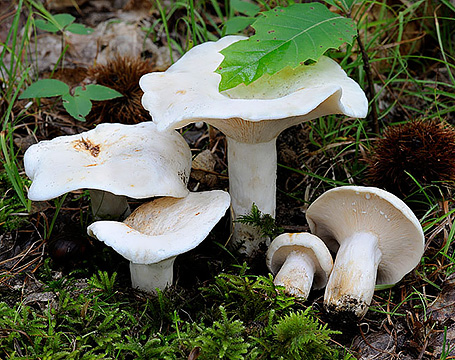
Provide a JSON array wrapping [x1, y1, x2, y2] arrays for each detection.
[[137, 36, 421, 317], [306, 186, 424, 318], [24, 35, 424, 314], [140, 35, 368, 256], [24, 121, 231, 292], [266, 186, 424, 319]]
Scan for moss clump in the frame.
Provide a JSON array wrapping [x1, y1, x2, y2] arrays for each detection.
[[272, 308, 342, 360]]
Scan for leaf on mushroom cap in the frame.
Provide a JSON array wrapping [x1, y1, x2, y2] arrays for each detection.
[[306, 186, 425, 285], [216, 3, 358, 90], [24, 122, 191, 201], [266, 232, 333, 289], [87, 190, 231, 264], [140, 36, 368, 143]]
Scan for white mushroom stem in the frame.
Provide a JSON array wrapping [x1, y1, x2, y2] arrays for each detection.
[[274, 250, 316, 299], [227, 136, 277, 255], [324, 232, 382, 318], [89, 189, 131, 220], [129, 257, 176, 294]]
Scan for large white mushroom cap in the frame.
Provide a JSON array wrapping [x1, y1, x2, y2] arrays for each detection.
[[24, 122, 191, 200], [140, 35, 368, 143], [306, 186, 425, 285], [87, 190, 231, 264]]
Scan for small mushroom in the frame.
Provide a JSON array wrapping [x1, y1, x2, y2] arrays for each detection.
[[306, 186, 425, 318], [24, 122, 191, 219], [266, 232, 333, 300], [87, 190, 231, 293], [140, 36, 368, 256]]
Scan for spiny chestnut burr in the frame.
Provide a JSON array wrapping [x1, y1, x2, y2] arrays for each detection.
[[86, 56, 156, 125], [365, 119, 455, 198]]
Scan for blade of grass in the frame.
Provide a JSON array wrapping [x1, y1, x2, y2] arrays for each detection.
[[156, 0, 174, 63], [434, 10, 455, 86], [44, 194, 67, 240], [0, 125, 31, 212], [188, 0, 197, 47]]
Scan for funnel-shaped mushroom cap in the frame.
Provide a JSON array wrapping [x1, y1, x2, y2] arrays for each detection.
[[140, 36, 368, 143], [87, 190, 231, 264], [266, 232, 333, 289], [306, 186, 424, 285], [24, 122, 191, 201]]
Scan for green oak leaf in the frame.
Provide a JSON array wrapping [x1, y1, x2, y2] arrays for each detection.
[[217, 2, 357, 91], [19, 79, 69, 99], [62, 93, 92, 122], [74, 85, 123, 101]]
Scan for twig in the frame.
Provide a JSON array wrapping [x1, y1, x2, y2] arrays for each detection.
[[417, 337, 429, 360]]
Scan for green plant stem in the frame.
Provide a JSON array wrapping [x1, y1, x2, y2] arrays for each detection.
[[188, 0, 197, 46], [0, 126, 31, 211], [434, 10, 455, 86], [156, 0, 174, 63], [356, 29, 379, 134], [45, 194, 67, 240]]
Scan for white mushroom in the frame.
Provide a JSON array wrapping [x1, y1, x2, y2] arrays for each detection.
[[306, 186, 425, 318], [87, 190, 231, 293], [266, 232, 333, 300], [140, 36, 368, 256], [24, 122, 191, 219]]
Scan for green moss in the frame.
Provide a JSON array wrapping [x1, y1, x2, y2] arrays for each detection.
[[272, 308, 341, 360], [0, 267, 349, 359], [235, 204, 284, 240]]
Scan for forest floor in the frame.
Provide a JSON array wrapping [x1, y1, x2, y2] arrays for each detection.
[[1, 0, 455, 359]]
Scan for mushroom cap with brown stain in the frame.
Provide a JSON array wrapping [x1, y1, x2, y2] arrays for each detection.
[[24, 122, 191, 201], [306, 186, 425, 285], [266, 232, 333, 290], [87, 190, 231, 264]]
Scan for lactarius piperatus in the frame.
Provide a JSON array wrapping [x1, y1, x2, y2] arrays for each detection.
[[87, 190, 231, 293], [266, 232, 333, 300], [24, 122, 191, 219], [306, 186, 425, 318], [140, 36, 368, 256]]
